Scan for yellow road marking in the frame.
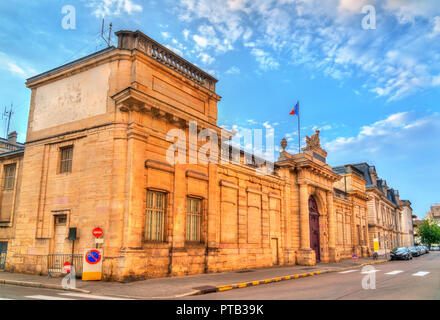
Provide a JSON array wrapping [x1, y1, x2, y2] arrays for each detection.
[[218, 286, 233, 292]]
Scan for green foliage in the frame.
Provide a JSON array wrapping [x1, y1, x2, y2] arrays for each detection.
[[418, 219, 440, 247]]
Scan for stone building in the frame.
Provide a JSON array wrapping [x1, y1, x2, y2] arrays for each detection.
[[5, 30, 374, 280], [0, 132, 24, 153], [428, 204, 440, 224], [0, 139, 24, 270], [399, 200, 414, 247], [348, 163, 403, 253], [332, 165, 370, 258]]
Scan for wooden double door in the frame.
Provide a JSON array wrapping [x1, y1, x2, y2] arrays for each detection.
[[309, 197, 320, 262]]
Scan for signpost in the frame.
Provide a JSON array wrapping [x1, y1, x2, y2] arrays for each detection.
[[92, 227, 104, 245], [352, 253, 359, 264], [82, 248, 103, 281], [63, 261, 71, 274], [92, 227, 103, 238], [82, 227, 104, 280]]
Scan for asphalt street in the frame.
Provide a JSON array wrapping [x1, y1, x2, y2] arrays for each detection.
[[1, 252, 438, 300], [185, 251, 440, 300], [0, 284, 133, 300]]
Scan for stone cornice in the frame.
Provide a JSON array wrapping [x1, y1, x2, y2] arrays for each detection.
[[111, 86, 230, 139]]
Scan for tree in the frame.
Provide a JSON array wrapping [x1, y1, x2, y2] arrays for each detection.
[[418, 219, 440, 247]]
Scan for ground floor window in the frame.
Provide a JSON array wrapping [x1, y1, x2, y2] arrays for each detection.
[[186, 197, 202, 242], [145, 190, 166, 241]]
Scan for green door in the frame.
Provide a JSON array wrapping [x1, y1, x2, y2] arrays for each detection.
[[0, 241, 7, 270]]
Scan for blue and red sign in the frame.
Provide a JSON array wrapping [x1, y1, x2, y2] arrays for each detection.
[[85, 249, 101, 264], [352, 253, 359, 261]]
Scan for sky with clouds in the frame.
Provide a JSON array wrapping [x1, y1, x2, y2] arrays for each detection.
[[0, 0, 439, 217]]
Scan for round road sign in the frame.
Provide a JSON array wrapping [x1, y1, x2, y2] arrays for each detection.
[[352, 253, 359, 261], [92, 227, 103, 238], [63, 261, 71, 273], [85, 249, 101, 264]]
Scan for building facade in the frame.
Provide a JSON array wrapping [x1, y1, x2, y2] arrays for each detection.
[[4, 30, 378, 280], [332, 165, 370, 258], [0, 146, 24, 270], [347, 163, 404, 254], [428, 204, 440, 224], [399, 200, 414, 247]]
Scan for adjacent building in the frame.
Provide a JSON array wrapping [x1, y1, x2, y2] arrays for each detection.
[[341, 163, 405, 254], [0, 132, 24, 270], [399, 200, 414, 247], [332, 165, 370, 258], [428, 204, 440, 224]]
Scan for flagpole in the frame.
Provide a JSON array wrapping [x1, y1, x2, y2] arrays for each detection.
[[298, 101, 301, 154]]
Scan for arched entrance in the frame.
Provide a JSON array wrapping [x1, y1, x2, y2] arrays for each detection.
[[309, 196, 320, 262]]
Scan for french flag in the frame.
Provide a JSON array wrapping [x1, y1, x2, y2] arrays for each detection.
[[289, 101, 299, 116]]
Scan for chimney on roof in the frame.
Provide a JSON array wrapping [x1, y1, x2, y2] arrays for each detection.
[[8, 131, 17, 144]]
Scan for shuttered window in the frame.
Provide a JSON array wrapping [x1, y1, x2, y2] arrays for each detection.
[[59, 146, 73, 173], [145, 190, 166, 241], [186, 197, 202, 242], [3, 163, 16, 190]]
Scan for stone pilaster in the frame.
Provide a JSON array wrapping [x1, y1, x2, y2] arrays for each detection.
[[327, 190, 340, 262], [169, 163, 188, 276], [205, 162, 219, 273], [121, 122, 148, 249]]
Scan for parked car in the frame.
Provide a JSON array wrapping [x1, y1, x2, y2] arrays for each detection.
[[423, 246, 430, 253], [409, 246, 421, 257], [390, 247, 412, 260], [430, 246, 440, 251], [418, 246, 428, 254]]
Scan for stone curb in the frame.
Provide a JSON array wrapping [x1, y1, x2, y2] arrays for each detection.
[[0, 278, 91, 294], [191, 259, 389, 296]]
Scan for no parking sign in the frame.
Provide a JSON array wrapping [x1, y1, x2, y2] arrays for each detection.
[[82, 249, 103, 281], [85, 249, 101, 264]]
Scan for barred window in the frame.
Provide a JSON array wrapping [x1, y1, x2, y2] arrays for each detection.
[[3, 163, 16, 190], [59, 146, 73, 173], [186, 197, 202, 242], [145, 190, 166, 241]]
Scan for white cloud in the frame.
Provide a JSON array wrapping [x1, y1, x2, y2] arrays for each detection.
[[325, 111, 440, 155], [161, 32, 171, 39], [428, 16, 440, 38], [197, 52, 215, 65], [87, 0, 142, 17], [183, 29, 190, 41], [0, 52, 36, 78], [251, 48, 279, 70], [225, 66, 240, 75], [338, 0, 376, 13], [177, 0, 440, 101], [192, 25, 233, 53]]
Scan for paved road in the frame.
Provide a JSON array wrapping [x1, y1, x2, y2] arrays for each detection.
[[0, 284, 133, 300], [186, 252, 440, 300]]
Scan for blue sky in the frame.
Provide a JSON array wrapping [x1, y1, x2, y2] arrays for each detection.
[[0, 0, 439, 217]]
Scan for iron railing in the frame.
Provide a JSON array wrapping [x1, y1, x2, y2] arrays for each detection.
[[47, 254, 82, 277], [0, 252, 6, 270]]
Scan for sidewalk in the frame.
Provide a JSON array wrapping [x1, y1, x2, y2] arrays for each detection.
[[0, 257, 388, 299]]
